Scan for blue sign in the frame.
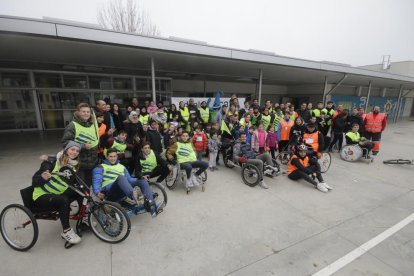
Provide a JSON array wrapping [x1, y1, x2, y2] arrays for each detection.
[[331, 95, 405, 120]]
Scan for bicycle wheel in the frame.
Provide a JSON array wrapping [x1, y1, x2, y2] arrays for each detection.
[[165, 164, 179, 190], [149, 182, 167, 210], [318, 152, 331, 173], [241, 164, 261, 187], [383, 159, 412, 165], [89, 201, 131, 244], [0, 204, 38, 251]]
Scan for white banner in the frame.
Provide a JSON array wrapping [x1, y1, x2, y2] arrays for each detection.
[[171, 97, 245, 109]]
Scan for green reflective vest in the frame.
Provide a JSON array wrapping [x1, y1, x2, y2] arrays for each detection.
[[141, 150, 157, 173], [180, 107, 189, 122], [346, 131, 360, 142], [273, 113, 283, 131], [261, 114, 271, 130], [73, 121, 99, 147], [198, 107, 210, 123], [33, 162, 69, 201], [176, 142, 197, 163], [139, 114, 150, 125], [312, 109, 321, 117], [101, 163, 125, 188], [104, 139, 127, 157], [251, 114, 260, 126]]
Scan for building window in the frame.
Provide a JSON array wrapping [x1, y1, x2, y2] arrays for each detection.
[[89, 76, 112, 89], [113, 77, 132, 90], [1, 72, 29, 87], [136, 78, 149, 91], [63, 75, 87, 88], [35, 73, 63, 88]]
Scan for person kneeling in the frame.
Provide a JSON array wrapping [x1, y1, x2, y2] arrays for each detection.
[[166, 131, 208, 188], [92, 148, 158, 217], [135, 142, 169, 184], [287, 144, 332, 193]]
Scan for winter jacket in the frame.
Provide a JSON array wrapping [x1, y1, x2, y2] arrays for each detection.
[[251, 130, 268, 152], [266, 132, 278, 149], [145, 127, 163, 154], [163, 130, 177, 149], [233, 141, 257, 162], [123, 119, 145, 142], [32, 155, 57, 187], [147, 105, 158, 115], [192, 131, 208, 152], [208, 138, 221, 153], [92, 159, 134, 195], [289, 125, 306, 145], [62, 111, 98, 170], [332, 116, 347, 134]]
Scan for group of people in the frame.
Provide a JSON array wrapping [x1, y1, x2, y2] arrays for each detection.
[[30, 92, 387, 245]]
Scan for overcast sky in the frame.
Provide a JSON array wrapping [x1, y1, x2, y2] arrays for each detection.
[[1, 0, 413, 66]]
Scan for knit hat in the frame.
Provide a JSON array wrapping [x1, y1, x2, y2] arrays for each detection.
[[64, 141, 81, 151]]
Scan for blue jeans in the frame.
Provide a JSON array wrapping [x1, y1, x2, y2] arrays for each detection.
[[181, 161, 208, 179], [105, 175, 153, 202]]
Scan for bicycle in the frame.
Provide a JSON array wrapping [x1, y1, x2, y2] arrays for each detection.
[[0, 166, 131, 251]]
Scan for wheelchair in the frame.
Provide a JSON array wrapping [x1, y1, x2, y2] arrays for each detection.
[[340, 144, 374, 163], [165, 162, 207, 194], [0, 166, 131, 251], [223, 144, 279, 187]]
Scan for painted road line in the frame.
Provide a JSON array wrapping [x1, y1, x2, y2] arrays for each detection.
[[313, 212, 414, 276]]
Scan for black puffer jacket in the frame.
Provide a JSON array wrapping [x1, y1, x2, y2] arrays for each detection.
[[62, 111, 98, 170]]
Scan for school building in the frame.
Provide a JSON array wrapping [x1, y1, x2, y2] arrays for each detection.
[[1, 15, 414, 132]]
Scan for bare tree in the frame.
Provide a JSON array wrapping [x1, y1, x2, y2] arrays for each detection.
[[97, 0, 161, 36]]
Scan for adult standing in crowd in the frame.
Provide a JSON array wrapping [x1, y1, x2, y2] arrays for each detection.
[[328, 110, 348, 152], [111, 103, 124, 131], [123, 111, 145, 143], [296, 102, 311, 123], [346, 107, 364, 133], [127, 97, 139, 115], [364, 106, 386, 155], [62, 103, 99, 186], [96, 99, 112, 133]]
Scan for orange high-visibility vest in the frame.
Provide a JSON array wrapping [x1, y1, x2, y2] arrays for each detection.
[[280, 120, 294, 141], [303, 132, 319, 152], [288, 154, 309, 175], [365, 113, 385, 133]]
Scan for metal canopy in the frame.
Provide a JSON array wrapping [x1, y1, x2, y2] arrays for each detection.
[[1, 15, 414, 90]]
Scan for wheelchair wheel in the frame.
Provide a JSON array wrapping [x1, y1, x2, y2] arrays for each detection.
[[165, 164, 179, 190], [276, 151, 291, 167], [241, 164, 261, 187], [199, 171, 207, 183], [0, 204, 38, 251], [318, 152, 331, 173], [89, 201, 131, 244], [149, 182, 167, 210]]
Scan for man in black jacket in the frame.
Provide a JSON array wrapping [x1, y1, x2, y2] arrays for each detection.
[[145, 120, 163, 155], [296, 102, 311, 123]]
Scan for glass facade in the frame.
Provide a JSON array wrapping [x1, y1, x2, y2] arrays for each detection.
[[0, 70, 172, 130], [0, 90, 38, 130]]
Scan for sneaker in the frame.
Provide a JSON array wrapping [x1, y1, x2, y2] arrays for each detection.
[[214, 167, 219, 171], [259, 180, 269, 189], [209, 167, 213, 171], [185, 177, 194, 188], [316, 183, 328, 193], [61, 228, 81, 244], [321, 182, 333, 190]]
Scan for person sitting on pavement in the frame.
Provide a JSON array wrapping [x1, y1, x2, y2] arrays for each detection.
[[287, 144, 332, 193], [92, 148, 159, 217], [166, 130, 209, 188], [345, 123, 374, 157], [32, 141, 83, 245], [135, 142, 169, 185], [233, 133, 279, 189], [302, 122, 325, 159]]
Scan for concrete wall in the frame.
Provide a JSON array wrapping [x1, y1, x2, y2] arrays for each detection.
[[359, 61, 414, 78]]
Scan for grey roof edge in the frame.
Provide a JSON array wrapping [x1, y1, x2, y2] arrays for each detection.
[[1, 15, 414, 84]]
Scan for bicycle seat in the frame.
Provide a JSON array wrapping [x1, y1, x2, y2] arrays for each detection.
[[20, 186, 59, 216]]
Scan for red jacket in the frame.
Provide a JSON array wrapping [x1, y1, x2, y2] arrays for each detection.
[[192, 131, 208, 152]]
